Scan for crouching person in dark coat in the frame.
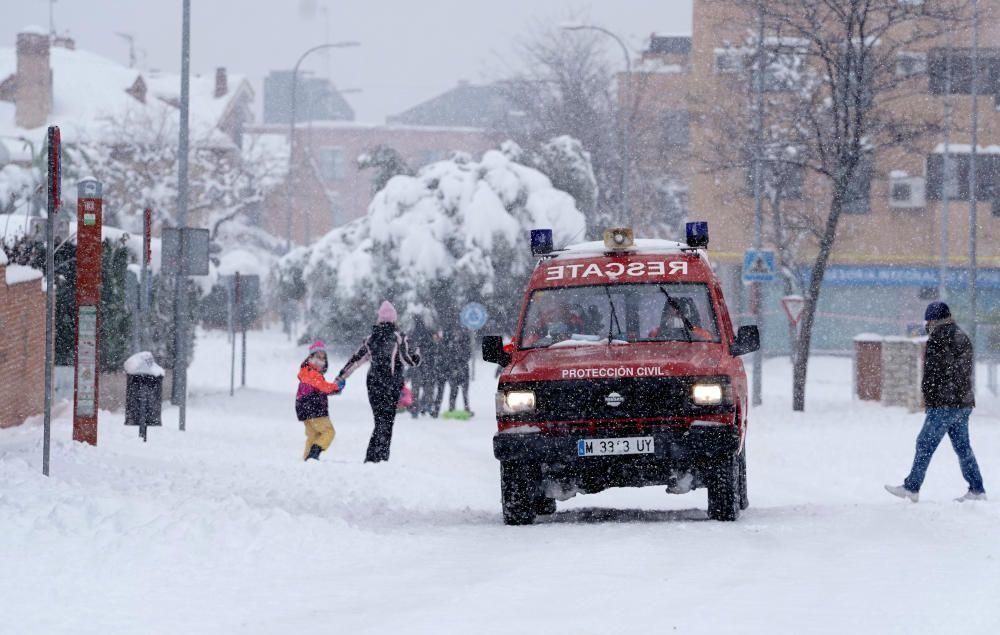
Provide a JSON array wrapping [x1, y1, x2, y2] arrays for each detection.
[[886, 302, 986, 502], [337, 301, 421, 463]]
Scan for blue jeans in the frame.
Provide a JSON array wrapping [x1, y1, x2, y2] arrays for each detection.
[[904, 408, 985, 494]]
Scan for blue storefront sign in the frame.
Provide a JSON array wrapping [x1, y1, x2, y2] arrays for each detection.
[[804, 265, 1000, 289]]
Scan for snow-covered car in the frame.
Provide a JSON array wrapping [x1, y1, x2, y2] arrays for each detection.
[[482, 224, 759, 524]]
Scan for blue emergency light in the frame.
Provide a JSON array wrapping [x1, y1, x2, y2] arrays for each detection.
[[530, 228, 554, 256], [686, 221, 709, 249]]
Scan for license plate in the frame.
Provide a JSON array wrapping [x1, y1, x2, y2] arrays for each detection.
[[577, 437, 654, 457]]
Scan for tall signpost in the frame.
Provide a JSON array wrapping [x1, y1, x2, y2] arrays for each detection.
[[174, 0, 192, 431], [968, 0, 980, 381], [73, 179, 103, 446], [42, 125, 60, 475]]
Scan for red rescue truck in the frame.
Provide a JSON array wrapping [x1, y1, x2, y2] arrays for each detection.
[[482, 224, 760, 524]]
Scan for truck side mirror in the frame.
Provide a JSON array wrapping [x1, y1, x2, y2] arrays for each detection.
[[731, 325, 760, 356], [482, 335, 511, 366]]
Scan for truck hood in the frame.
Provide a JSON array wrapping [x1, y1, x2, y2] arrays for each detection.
[[504, 342, 727, 383]]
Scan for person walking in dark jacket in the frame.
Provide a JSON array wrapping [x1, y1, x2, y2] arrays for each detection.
[[337, 301, 421, 463], [886, 302, 986, 502]]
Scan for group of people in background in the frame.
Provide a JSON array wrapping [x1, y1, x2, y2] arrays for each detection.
[[408, 316, 473, 419], [294, 301, 472, 464]]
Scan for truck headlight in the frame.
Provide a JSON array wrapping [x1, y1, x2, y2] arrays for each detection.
[[692, 383, 723, 406], [501, 390, 536, 413]]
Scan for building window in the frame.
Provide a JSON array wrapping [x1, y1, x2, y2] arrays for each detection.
[[928, 48, 1000, 94], [744, 158, 805, 200], [331, 200, 345, 226], [714, 48, 746, 74], [317, 146, 347, 181], [661, 111, 690, 147], [842, 153, 873, 214], [926, 151, 1000, 201], [896, 51, 927, 78]]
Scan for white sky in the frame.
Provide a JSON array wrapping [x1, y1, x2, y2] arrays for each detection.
[[2, 0, 692, 123]]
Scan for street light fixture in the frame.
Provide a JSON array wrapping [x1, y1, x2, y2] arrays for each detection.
[[286, 41, 360, 250], [562, 23, 632, 226]]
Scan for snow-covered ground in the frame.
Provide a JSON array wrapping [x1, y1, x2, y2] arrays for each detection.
[[2, 329, 999, 634]]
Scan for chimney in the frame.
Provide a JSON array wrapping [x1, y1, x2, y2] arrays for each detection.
[[214, 67, 228, 98], [15, 30, 52, 129]]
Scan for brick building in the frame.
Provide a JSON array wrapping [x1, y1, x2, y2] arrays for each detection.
[[252, 82, 506, 246], [0, 254, 44, 428], [625, 2, 1000, 351]]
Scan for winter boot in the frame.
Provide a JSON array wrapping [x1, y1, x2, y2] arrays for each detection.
[[884, 484, 919, 502], [305, 444, 323, 461], [955, 490, 988, 502]]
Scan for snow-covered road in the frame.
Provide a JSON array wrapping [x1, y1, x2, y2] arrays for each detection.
[[2, 329, 998, 634]]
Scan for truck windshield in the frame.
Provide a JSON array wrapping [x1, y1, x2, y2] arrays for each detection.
[[519, 283, 720, 349]]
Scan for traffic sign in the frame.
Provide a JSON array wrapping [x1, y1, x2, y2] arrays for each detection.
[[742, 249, 776, 283], [162, 227, 211, 276], [781, 295, 806, 327], [460, 302, 488, 331]]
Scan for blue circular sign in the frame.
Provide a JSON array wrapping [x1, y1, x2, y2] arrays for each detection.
[[460, 302, 488, 331]]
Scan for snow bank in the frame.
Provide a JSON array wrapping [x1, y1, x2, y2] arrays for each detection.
[[4, 263, 42, 285]]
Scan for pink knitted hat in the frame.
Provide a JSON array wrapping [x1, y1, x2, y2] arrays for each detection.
[[308, 340, 327, 354], [376, 301, 398, 324]]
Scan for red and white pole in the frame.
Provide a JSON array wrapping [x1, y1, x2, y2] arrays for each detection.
[[73, 178, 103, 445]]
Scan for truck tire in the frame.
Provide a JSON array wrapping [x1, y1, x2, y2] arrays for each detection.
[[500, 461, 540, 525], [738, 450, 749, 511], [707, 452, 741, 521]]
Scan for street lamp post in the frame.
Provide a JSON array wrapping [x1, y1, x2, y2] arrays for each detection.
[[562, 24, 632, 226], [286, 41, 360, 251]]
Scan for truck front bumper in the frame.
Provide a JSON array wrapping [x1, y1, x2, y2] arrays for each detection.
[[493, 425, 740, 465]]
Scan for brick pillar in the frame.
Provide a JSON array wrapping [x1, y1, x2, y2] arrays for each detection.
[[880, 337, 925, 412]]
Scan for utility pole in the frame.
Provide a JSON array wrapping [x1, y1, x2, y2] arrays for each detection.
[[751, 2, 766, 407], [969, 0, 980, 379], [940, 34, 954, 301], [173, 0, 192, 431], [43, 125, 60, 476], [285, 41, 360, 251]]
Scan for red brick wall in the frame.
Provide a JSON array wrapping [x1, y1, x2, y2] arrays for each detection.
[[0, 264, 45, 428]]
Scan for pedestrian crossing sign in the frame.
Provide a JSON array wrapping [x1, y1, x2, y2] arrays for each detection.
[[742, 249, 776, 283]]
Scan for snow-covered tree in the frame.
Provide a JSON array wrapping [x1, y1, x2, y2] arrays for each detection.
[[66, 106, 285, 249], [276, 148, 586, 343], [495, 24, 640, 236], [0, 164, 40, 216]]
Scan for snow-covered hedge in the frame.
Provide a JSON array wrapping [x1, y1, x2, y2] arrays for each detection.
[[278, 149, 586, 343]]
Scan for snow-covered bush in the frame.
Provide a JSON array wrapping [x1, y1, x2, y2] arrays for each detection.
[[277, 148, 586, 344], [0, 164, 39, 215]]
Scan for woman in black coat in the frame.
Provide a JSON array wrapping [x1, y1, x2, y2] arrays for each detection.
[[337, 301, 421, 463]]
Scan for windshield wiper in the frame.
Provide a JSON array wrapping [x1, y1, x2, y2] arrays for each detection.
[[604, 286, 624, 344], [658, 286, 693, 342]]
